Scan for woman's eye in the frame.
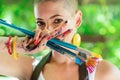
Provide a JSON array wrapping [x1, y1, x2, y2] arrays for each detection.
[[37, 21, 45, 26], [36, 21, 45, 30], [54, 19, 63, 24]]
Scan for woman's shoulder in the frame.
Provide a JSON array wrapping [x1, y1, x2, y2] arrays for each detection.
[[0, 54, 34, 80], [95, 60, 120, 80]]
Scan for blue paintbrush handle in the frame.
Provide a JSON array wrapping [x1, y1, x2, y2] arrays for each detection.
[[0, 19, 35, 37], [50, 38, 77, 50], [47, 41, 83, 65], [50, 38, 92, 56], [47, 41, 76, 56], [47, 41, 64, 55]]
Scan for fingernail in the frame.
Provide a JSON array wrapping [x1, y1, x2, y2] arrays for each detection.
[[47, 36, 52, 40], [34, 39, 39, 45]]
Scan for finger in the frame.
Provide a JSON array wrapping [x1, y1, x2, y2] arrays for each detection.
[[46, 20, 70, 40], [38, 28, 72, 48], [56, 29, 73, 40], [22, 36, 32, 47], [37, 29, 73, 53], [34, 29, 42, 45], [28, 35, 49, 52], [37, 31, 46, 44], [33, 29, 41, 40], [26, 42, 38, 51], [26, 20, 70, 51], [23, 36, 30, 44], [27, 37, 34, 44], [32, 21, 68, 46], [33, 20, 69, 45], [38, 35, 48, 47], [37, 21, 71, 46]]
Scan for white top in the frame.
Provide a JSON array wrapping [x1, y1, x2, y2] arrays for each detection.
[[33, 57, 101, 80], [37, 67, 97, 80], [38, 72, 45, 80]]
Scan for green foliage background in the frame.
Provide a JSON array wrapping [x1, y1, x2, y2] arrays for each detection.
[[0, 0, 120, 68]]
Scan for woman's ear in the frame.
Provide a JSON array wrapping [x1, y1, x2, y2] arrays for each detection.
[[75, 10, 82, 27]]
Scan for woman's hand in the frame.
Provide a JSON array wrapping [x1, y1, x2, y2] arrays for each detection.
[[22, 21, 72, 54]]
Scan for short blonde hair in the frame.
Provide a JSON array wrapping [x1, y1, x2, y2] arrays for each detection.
[[34, 0, 78, 14]]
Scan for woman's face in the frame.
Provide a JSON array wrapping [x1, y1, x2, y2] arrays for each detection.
[[34, 1, 77, 42]]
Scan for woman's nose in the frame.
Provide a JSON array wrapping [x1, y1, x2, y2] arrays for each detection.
[[45, 23, 53, 32]]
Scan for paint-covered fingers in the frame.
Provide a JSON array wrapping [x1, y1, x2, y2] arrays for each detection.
[[33, 29, 49, 45], [36, 28, 73, 53], [33, 29, 42, 45], [35, 21, 69, 48], [22, 36, 33, 49], [46, 20, 70, 40], [22, 29, 41, 51], [24, 30, 49, 51], [29, 22, 70, 51], [55, 29, 73, 41], [28, 20, 70, 49], [22, 20, 71, 52]]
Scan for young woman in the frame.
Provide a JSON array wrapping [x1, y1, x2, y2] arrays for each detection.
[[29, 0, 120, 80], [0, 0, 120, 80]]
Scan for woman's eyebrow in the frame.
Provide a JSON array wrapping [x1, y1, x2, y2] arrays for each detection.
[[36, 18, 43, 20], [36, 14, 63, 20], [50, 14, 62, 19]]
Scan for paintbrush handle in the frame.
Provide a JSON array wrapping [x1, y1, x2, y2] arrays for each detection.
[[50, 38, 92, 56], [0, 19, 35, 37], [47, 41, 76, 56], [47, 41, 83, 65], [50, 38, 77, 50]]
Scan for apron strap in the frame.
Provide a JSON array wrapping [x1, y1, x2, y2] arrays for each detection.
[[79, 62, 89, 80], [31, 53, 51, 80]]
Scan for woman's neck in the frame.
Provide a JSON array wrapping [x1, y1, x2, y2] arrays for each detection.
[[50, 50, 74, 64]]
